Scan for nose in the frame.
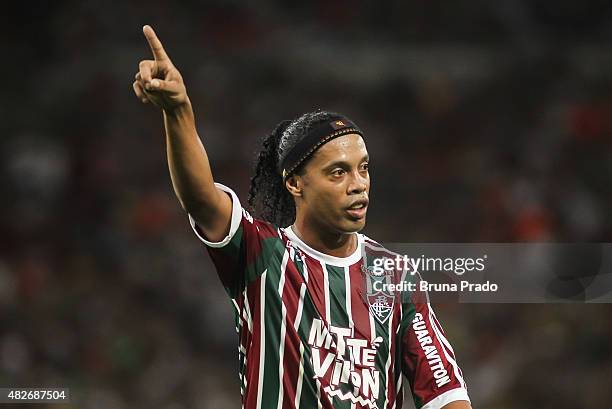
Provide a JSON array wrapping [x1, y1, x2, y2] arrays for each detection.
[[347, 170, 368, 195]]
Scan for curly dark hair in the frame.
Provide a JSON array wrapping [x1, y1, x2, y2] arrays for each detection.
[[247, 110, 343, 227]]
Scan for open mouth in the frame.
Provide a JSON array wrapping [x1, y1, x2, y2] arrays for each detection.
[[346, 200, 368, 219]]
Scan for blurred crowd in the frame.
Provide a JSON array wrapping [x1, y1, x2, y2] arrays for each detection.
[[1, 1, 612, 408]]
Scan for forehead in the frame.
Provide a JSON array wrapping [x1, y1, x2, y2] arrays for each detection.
[[310, 133, 368, 164]]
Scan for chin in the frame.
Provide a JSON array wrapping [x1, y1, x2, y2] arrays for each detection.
[[340, 218, 366, 233]]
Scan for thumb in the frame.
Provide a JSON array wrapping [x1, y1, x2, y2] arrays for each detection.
[[149, 78, 178, 92]]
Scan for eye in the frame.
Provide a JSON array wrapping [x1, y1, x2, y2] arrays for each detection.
[[331, 168, 346, 177], [361, 162, 369, 171]]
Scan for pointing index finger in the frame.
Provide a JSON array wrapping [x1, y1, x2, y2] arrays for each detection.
[[143, 25, 170, 62]]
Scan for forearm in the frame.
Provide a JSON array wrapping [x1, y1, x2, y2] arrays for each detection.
[[134, 25, 232, 240], [163, 100, 223, 223]]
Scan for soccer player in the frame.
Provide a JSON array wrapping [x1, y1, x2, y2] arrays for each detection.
[[133, 25, 472, 409]]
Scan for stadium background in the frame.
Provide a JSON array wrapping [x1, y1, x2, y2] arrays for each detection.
[[2, 1, 612, 408]]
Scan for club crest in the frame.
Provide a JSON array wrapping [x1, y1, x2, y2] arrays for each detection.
[[367, 292, 394, 324], [361, 241, 401, 325]]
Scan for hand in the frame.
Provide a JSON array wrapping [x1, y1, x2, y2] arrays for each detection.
[[133, 25, 188, 111]]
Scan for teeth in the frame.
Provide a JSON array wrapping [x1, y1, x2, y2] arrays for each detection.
[[350, 204, 365, 209]]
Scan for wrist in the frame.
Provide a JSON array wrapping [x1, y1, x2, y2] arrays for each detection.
[[163, 98, 193, 120]]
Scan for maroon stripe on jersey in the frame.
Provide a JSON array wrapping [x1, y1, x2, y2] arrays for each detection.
[[279, 259, 303, 409], [281, 326, 301, 409], [348, 263, 373, 342], [206, 246, 240, 292], [302, 256, 327, 322], [244, 276, 264, 409]]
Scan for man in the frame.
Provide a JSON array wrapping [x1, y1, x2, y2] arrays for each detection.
[[133, 24, 471, 409]]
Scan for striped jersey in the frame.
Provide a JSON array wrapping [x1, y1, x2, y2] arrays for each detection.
[[189, 183, 470, 409]]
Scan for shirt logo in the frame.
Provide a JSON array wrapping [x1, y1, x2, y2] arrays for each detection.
[[308, 318, 382, 408], [330, 119, 349, 130], [361, 243, 399, 325], [367, 293, 394, 324]]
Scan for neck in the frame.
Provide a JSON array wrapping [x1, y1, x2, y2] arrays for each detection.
[[291, 216, 357, 258]]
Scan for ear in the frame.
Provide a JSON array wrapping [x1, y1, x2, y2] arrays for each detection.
[[285, 175, 303, 197]]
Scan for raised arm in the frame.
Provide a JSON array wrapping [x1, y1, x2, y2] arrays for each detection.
[[132, 25, 232, 242]]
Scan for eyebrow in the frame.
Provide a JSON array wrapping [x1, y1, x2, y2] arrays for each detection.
[[323, 154, 370, 171]]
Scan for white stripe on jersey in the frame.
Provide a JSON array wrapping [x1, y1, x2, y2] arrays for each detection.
[[391, 297, 405, 409], [277, 250, 290, 409], [243, 286, 253, 333], [430, 308, 457, 354], [369, 308, 376, 341], [302, 256, 309, 283], [344, 266, 356, 409], [322, 262, 331, 322], [344, 266, 354, 329], [294, 284, 306, 332], [294, 343, 305, 409], [381, 305, 394, 409]]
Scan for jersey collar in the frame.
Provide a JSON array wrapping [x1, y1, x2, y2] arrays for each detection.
[[283, 226, 363, 267]]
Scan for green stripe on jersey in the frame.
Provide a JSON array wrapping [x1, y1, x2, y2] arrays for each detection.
[[373, 307, 390, 409], [258, 237, 287, 409], [244, 236, 281, 285], [326, 265, 352, 409], [327, 265, 350, 327], [295, 276, 323, 409]]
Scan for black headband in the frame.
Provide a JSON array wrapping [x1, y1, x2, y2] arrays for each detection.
[[279, 116, 364, 180]]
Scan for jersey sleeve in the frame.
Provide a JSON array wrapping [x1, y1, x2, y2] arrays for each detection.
[[187, 183, 277, 299], [401, 276, 471, 409]]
